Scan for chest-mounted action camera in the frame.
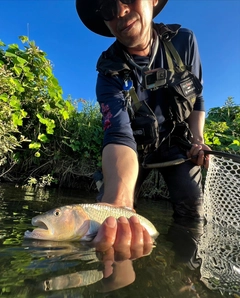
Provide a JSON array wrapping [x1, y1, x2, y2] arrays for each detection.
[[141, 67, 167, 91]]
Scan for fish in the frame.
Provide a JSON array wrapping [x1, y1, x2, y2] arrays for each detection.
[[42, 270, 104, 291], [24, 203, 159, 241]]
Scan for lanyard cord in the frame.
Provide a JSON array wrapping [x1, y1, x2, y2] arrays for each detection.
[[123, 29, 159, 71]]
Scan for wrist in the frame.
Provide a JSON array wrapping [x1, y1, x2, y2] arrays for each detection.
[[190, 137, 204, 145]]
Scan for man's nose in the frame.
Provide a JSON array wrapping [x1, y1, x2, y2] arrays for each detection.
[[116, 0, 130, 18]]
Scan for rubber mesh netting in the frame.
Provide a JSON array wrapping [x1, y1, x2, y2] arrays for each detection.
[[203, 155, 240, 230], [197, 224, 240, 295], [197, 155, 240, 295]]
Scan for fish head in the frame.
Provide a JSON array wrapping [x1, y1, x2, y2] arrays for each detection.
[[24, 205, 90, 241]]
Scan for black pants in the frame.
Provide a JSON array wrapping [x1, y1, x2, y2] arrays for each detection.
[[135, 143, 204, 220]]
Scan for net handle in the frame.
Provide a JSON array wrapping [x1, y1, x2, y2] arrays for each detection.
[[174, 138, 240, 163], [142, 157, 192, 168], [142, 149, 240, 169]]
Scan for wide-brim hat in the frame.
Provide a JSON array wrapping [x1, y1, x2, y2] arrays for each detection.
[[76, 0, 168, 37]]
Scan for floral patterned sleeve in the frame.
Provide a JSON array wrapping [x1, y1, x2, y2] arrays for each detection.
[[96, 72, 137, 152]]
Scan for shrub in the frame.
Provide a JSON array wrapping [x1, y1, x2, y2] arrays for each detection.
[[0, 37, 103, 187]]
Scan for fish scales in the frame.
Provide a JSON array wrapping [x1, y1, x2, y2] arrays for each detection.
[[81, 204, 158, 238]]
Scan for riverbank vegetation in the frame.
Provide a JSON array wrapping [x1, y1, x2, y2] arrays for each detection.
[[0, 36, 102, 189], [0, 37, 239, 195]]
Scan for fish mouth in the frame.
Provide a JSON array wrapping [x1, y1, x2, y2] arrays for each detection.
[[24, 218, 50, 239], [32, 219, 48, 230]]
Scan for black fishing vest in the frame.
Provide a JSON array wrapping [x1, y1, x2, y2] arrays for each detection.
[[96, 23, 203, 150]]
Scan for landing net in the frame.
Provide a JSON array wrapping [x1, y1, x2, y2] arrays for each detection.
[[197, 223, 240, 295], [203, 155, 240, 231]]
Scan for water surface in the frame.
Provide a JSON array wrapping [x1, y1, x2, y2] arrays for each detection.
[[0, 183, 239, 297]]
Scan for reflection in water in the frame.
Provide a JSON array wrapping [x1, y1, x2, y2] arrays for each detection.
[[166, 220, 203, 270], [198, 223, 240, 296], [42, 270, 103, 291], [23, 240, 103, 291], [164, 220, 203, 298], [23, 240, 136, 294], [167, 220, 240, 296], [0, 183, 240, 297]]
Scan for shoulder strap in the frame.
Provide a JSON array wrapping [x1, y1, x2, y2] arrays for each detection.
[[153, 22, 186, 71], [154, 23, 181, 42], [162, 41, 186, 71]]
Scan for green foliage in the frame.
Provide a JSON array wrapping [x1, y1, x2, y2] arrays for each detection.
[[0, 57, 29, 167], [63, 99, 103, 162], [204, 97, 240, 153], [22, 174, 57, 190], [0, 36, 74, 156], [0, 36, 103, 185], [0, 100, 28, 167]]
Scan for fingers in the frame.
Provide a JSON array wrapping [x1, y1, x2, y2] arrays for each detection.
[[92, 216, 117, 251], [203, 154, 210, 169], [130, 216, 153, 259], [93, 215, 154, 261], [113, 216, 132, 260], [129, 216, 144, 259], [188, 143, 211, 169], [142, 225, 154, 256]]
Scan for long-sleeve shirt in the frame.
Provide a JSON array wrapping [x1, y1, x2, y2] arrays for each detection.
[[96, 23, 205, 152]]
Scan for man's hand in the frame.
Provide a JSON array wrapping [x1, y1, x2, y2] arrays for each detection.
[[92, 216, 153, 292], [97, 259, 136, 292], [92, 215, 154, 261], [187, 143, 211, 169]]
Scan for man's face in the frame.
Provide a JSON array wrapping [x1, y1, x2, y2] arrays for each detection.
[[104, 0, 158, 52]]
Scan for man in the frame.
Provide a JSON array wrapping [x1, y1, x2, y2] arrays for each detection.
[[76, 0, 210, 257]]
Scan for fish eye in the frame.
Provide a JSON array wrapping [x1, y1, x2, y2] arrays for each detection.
[[54, 209, 61, 216]]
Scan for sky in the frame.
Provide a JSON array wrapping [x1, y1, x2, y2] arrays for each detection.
[[1, 0, 240, 113]]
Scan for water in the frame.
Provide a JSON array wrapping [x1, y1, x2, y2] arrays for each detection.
[[0, 183, 239, 298]]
